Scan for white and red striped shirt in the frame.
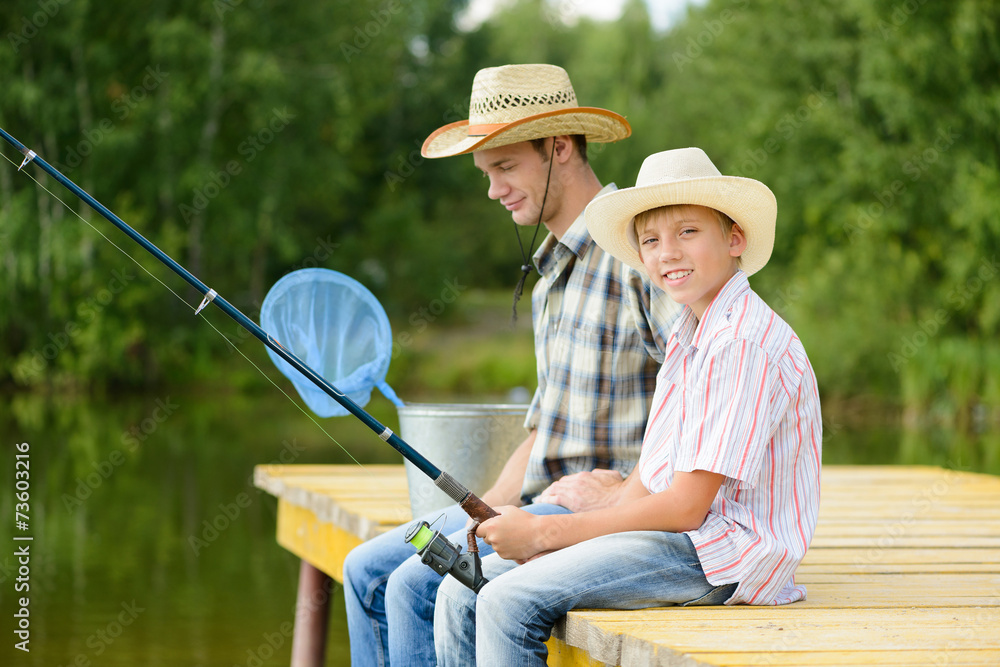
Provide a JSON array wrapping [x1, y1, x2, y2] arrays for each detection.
[[638, 271, 822, 605]]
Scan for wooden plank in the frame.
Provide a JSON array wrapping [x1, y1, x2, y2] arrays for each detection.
[[817, 512, 1000, 524], [814, 521, 1000, 535], [562, 609, 1000, 656], [797, 562, 1000, 574], [683, 650, 1000, 666], [810, 536, 1000, 548], [800, 547, 1000, 564], [553, 607, 1000, 667], [793, 572, 1000, 586], [563, 607, 1000, 623], [788, 589, 1000, 607], [258, 467, 411, 542], [618, 621, 995, 653], [257, 463, 408, 477], [796, 546, 1000, 574], [818, 465, 998, 481]]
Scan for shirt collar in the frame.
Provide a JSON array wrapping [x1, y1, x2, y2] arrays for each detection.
[[534, 183, 617, 276], [672, 270, 751, 349]]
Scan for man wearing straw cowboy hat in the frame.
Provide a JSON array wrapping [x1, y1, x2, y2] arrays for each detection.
[[343, 63, 681, 666], [344, 65, 678, 666]]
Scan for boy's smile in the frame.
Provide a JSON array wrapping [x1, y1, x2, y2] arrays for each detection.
[[637, 204, 746, 320]]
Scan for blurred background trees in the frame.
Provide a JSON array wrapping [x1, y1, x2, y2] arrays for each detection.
[[2, 0, 998, 433]]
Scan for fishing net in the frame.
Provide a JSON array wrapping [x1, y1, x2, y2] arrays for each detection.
[[259, 268, 403, 417]]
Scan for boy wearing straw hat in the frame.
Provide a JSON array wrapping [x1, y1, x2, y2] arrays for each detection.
[[434, 148, 823, 665], [343, 64, 680, 666]]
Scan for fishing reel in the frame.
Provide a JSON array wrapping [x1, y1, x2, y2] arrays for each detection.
[[404, 520, 488, 593]]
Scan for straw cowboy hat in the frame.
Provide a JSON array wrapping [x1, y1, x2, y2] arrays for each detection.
[[585, 147, 777, 276], [421, 64, 631, 159]]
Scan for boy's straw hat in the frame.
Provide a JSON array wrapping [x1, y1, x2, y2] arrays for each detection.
[[421, 64, 631, 158], [585, 148, 777, 276]]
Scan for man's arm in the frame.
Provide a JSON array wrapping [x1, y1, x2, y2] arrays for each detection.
[[477, 469, 724, 562], [479, 429, 537, 508]]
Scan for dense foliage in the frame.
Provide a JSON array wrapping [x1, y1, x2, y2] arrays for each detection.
[[2, 0, 998, 429]]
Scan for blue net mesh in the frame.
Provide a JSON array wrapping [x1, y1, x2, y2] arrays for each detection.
[[259, 268, 402, 417]]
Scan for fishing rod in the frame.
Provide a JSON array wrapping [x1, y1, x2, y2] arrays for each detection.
[[1, 126, 495, 590]]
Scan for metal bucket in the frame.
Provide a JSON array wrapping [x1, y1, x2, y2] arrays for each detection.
[[397, 403, 528, 518]]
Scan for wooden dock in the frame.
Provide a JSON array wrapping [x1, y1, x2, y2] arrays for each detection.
[[254, 464, 1000, 666]]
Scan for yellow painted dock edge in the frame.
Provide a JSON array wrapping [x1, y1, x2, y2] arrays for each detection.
[[275, 500, 362, 583]]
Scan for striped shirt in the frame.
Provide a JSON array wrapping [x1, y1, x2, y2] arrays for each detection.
[[522, 184, 681, 499], [638, 271, 822, 605]]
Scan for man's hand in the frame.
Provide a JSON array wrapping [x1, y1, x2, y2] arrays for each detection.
[[535, 469, 625, 512]]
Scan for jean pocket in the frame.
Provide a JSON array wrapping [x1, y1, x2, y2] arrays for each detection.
[[682, 582, 738, 607]]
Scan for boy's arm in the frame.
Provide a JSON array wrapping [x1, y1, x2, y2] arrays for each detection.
[[477, 469, 724, 562]]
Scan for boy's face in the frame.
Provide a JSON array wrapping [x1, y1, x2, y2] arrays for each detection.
[[473, 140, 564, 228], [636, 205, 746, 320]]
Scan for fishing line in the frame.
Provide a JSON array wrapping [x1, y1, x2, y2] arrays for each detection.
[[0, 147, 368, 472]]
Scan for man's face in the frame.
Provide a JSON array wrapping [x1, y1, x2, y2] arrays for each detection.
[[473, 140, 562, 227]]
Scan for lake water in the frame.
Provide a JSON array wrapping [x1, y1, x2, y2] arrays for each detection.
[[2, 390, 997, 666]]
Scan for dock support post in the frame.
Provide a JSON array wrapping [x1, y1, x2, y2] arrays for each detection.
[[291, 560, 333, 667]]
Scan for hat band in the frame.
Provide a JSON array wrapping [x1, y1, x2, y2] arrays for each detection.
[[466, 122, 508, 137]]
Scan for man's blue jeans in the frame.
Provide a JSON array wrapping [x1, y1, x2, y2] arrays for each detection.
[[342, 502, 571, 666], [434, 530, 737, 666]]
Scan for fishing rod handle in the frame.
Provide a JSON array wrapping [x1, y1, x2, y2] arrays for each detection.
[[461, 493, 499, 523], [434, 471, 499, 522]]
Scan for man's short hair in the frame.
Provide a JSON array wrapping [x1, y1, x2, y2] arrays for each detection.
[[529, 135, 588, 164]]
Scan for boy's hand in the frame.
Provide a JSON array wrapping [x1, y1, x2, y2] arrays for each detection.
[[476, 506, 548, 562], [535, 469, 624, 512], [465, 488, 522, 531]]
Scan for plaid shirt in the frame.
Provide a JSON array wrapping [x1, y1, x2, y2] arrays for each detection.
[[522, 184, 681, 499]]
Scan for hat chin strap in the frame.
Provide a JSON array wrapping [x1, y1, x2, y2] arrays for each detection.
[[511, 138, 556, 325]]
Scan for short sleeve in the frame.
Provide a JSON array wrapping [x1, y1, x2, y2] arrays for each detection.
[[524, 386, 542, 430]]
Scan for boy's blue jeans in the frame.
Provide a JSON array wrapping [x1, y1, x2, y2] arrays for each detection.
[[434, 531, 737, 666], [342, 501, 572, 666]]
